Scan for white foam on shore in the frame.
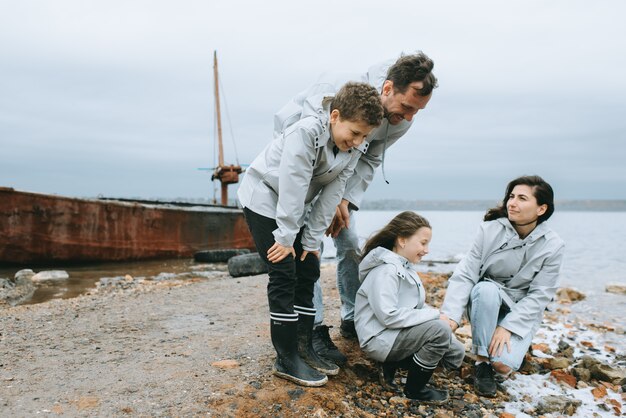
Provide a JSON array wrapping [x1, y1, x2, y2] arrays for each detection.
[[501, 317, 624, 417]]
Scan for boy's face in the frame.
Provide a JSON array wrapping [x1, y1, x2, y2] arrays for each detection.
[[381, 80, 431, 125], [329, 110, 375, 152]]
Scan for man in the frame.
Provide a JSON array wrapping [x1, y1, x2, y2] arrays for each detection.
[[273, 53, 437, 365]]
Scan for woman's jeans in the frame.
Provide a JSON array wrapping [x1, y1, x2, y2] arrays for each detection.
[[469, 281, 536, 370]]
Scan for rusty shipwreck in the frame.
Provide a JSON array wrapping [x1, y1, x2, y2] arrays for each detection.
[[0, 52, 255, 265]]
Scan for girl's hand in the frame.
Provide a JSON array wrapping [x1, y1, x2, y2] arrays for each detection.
[[489, 326, 512, 357], [267, 242, 295, 263], [300, 250, 320, 261], [440, 313, 459, 331]]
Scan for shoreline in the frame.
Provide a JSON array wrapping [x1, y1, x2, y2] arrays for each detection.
[[1, 264, 624, 417]]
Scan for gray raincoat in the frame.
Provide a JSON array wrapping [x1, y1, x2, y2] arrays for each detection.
[[355, 247, 440, 362], [273, 60, 414, 210], [441, 218, 565, 339], [237, 94, 362, 251]]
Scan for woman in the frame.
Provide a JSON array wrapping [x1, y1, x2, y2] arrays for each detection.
[[355, 211, 465, 403], [441, 175, 564, 397]]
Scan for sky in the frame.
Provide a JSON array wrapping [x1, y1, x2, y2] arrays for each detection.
[[1, 0, 625, 202]]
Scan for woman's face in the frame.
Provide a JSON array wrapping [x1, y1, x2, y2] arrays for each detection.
[[396, 227, 432, 264], [506, 184, 547, 225]]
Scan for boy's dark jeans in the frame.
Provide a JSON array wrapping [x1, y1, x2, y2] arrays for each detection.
[[243, 208, 320, 315]]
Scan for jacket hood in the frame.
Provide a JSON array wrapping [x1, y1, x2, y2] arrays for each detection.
[[496, 217, 552, 243], [366, 59, 394, 92], [358, 247, 416, 283], [301, 93, 331, 124]]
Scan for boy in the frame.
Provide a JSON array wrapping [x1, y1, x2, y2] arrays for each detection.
[[238, 82, 383, 386]]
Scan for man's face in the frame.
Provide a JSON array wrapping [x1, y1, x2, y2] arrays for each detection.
[[380, 80, 432, 125]]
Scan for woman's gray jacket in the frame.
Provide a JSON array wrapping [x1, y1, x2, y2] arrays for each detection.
[[237, 95, 361, 251], [355, 247, 440, 362], [273, 59, 413, 210], [441, 218, 565, 339]]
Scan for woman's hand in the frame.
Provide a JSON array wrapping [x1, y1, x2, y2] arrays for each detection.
[[267, 242, 295, 263], [489, 326, 512, 357], [300, 250, 320, 261]]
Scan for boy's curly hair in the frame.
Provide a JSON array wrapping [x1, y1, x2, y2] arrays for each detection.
[[331, 82, 384, 127]]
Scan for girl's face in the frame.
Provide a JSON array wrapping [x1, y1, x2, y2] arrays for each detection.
[[396, 227, 432, 264], [506, 184, 547, 225]]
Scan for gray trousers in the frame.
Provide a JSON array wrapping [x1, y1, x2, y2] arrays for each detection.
[[386, 319, 465, 370]]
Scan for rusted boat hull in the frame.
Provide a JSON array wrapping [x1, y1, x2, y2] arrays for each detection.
[[0, 187, 255, 265]]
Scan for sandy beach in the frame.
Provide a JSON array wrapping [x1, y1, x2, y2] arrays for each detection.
[[1, 263, 624, 417]]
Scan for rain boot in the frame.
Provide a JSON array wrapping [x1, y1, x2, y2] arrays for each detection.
[[271, 318, 328, 386]]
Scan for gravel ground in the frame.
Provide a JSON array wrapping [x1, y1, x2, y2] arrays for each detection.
[[2, 263, 621, 417]]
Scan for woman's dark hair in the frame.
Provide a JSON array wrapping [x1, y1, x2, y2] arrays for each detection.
[[484, 175, 555, 224], [362, 211, 431, 259]]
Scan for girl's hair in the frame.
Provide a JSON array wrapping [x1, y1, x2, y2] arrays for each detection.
[[362, 211, 431, 259], [484, 175, 555, 224]]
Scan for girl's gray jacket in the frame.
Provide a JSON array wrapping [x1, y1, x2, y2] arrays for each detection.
[[237, 95, 362, 252], [355, 247, 440, 362], [273, 59, 413, 210], [441, 218, 565, 339]]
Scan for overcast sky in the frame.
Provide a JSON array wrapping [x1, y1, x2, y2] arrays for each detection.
[[1, 1, 625, 202]]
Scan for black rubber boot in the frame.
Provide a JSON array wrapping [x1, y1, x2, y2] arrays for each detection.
[[297, 315, 339, 375], [404, 359, 448, 404], [271, 319, 328, 386], [312, 325, 348, 366], [378, 361, 400, 390]]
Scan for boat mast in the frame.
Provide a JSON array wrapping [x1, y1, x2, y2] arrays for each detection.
[[211, 51, 242, 205]]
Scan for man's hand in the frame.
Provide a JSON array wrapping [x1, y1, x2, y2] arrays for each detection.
[[325, 199, 351, 238], [300, 250, 320, 261], [489, 326, 512, 357], [267, 242, 295, 263]]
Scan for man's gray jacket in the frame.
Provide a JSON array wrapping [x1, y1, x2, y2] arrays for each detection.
[[273, 59, 413, 210]]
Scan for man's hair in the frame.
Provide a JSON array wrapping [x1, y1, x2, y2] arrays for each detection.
[[386, 52, 438, 96], [331, 82, 384, 127]]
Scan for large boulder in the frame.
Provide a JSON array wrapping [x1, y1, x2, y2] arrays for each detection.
[[228, 253, 268, 278], [1, 271, 35, 305], [194, 249, 250, 263]]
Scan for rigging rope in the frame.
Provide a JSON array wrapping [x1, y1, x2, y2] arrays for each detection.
[[218, 77, 241, 166]]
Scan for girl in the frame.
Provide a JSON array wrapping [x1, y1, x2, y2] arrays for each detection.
[[355, 211, 465, 402], [441, 175, 564, 397], [238, 82, 383, 386]]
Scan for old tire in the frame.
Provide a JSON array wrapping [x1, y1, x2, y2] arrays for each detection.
[[228, 253, 268, 277], [193, 249, 251, 263]]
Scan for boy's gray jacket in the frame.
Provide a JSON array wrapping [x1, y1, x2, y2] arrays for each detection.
[[273, 59, 413, 210], [441, 218, 565, 339], [355, 247, 440, 362], [237, 95, 361, 251]]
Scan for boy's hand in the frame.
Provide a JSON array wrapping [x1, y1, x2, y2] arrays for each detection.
[[267, 242, 295, 263], [440, 313, 459, 331], [300, 250, 320, 261]]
